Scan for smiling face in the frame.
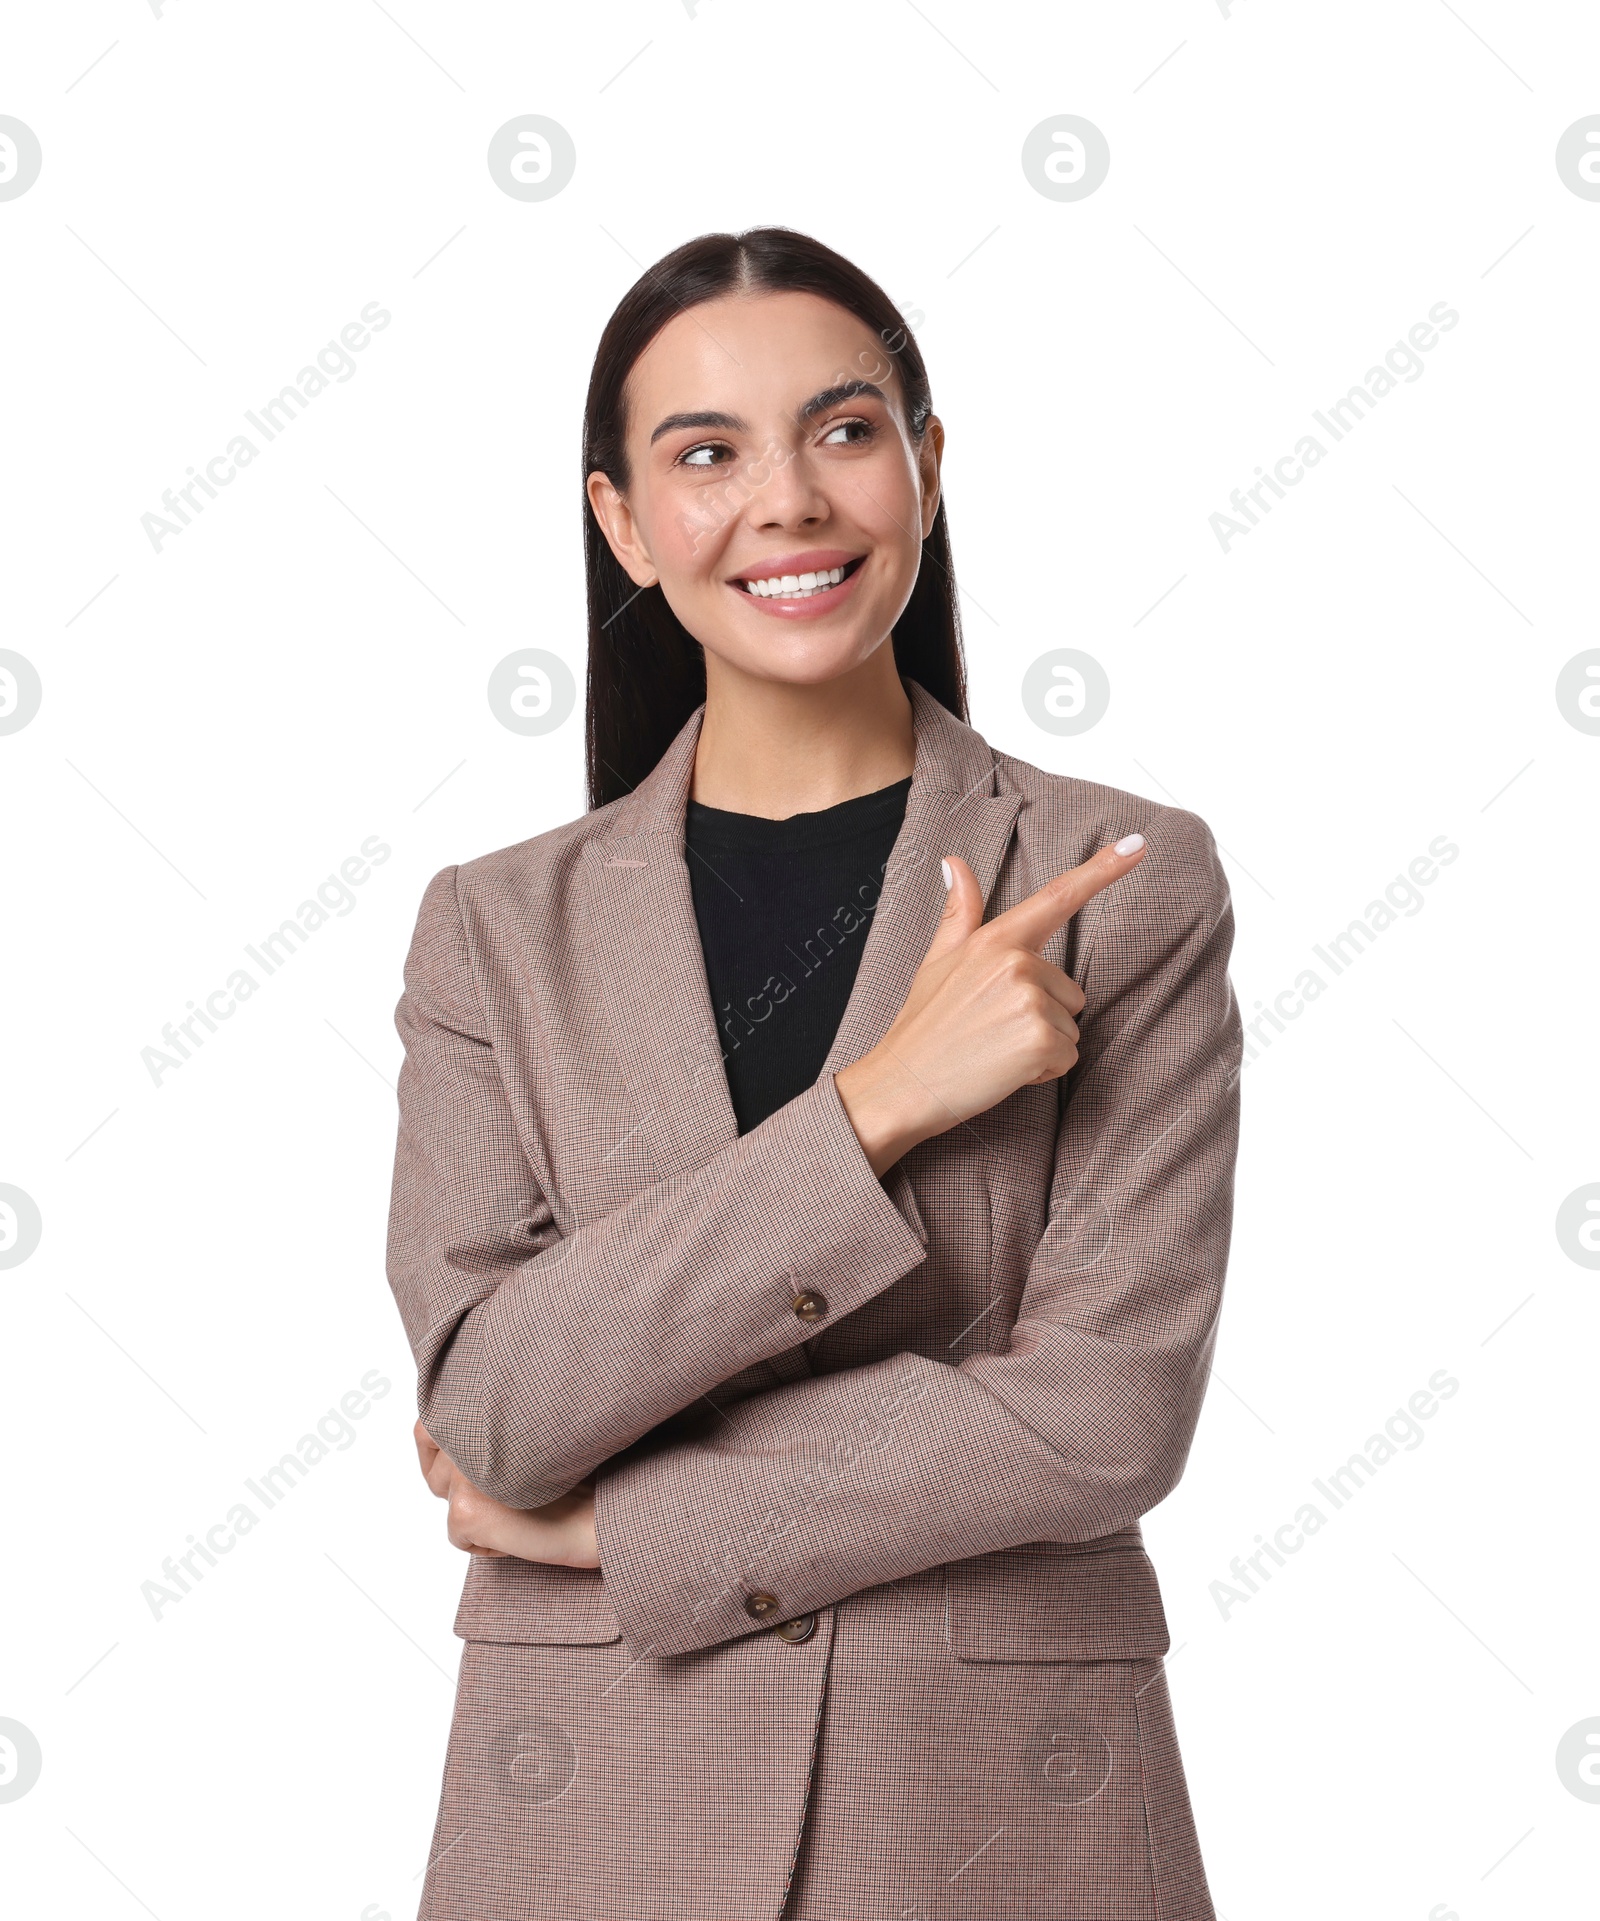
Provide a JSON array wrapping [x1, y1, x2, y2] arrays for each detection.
[[586, 290, 943, 691]]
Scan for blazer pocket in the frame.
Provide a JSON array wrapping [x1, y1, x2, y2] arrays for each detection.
[[452, 1551, 623, 1645], [945, 1539, 1171, 1662]]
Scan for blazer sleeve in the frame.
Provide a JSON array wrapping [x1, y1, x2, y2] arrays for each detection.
[[385, 863, 931, 1511], [592, 806, 1244, 1658]]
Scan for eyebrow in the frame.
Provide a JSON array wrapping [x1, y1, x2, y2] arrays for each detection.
[[648, 381, 891, 446]]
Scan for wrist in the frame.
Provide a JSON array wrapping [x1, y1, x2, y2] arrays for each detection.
[[833, 1052, 929, 1178]]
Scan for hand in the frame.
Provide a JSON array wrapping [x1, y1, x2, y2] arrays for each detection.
[[835, 834, 1148, 1175], [413, 1419, 601, 1568]]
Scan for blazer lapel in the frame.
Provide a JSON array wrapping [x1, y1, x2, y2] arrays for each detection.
[[573, 676, 1023, 1191], [574, 704, 734, 1185]]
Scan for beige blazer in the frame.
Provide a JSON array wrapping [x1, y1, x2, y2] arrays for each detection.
[[385, 674, 1243, 1920]]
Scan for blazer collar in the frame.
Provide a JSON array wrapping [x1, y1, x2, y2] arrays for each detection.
[[576, 675, 1022, 1181]]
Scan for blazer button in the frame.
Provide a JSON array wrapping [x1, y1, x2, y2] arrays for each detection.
[[743, 1590, 780, 1621], [774, 1613, 817, 1644], [791, 1290, 828, 1322]]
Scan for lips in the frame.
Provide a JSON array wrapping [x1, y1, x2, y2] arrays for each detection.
[[725, 551, 868, 619]]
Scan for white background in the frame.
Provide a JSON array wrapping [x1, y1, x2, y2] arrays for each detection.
[[3, 2, 1597, 1916]]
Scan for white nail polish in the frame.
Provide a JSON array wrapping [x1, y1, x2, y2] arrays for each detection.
[[1114, 833, 1145, 856], [940, 858, 952, 889]]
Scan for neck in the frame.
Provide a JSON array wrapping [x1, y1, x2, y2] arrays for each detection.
[[690, 648, 915, 820]]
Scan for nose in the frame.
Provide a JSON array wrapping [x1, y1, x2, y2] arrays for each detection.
[[745, 440, 831, 532]]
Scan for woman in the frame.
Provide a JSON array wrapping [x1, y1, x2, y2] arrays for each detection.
[[385, 226, 1243, 1920]]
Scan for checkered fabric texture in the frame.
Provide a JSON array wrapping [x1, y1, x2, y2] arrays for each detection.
[[386, 675, 1243, 1919]]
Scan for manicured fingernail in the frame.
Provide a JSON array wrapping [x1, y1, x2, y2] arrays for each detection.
[[940, 858, 952, 889], [1114, 833, 1145, 856]]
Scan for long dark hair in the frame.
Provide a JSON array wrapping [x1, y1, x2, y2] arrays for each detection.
[[581, 226, 968, 812]]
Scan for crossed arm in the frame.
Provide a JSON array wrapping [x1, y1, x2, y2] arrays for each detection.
[[386, 810, 1242, 1658]]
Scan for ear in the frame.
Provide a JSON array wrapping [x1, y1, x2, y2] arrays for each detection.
[[585, 470, 659, 588], [916, 415, 945, 539]]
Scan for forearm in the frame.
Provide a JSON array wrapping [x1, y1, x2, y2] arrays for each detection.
[[592, 1322, 1215, 1658], [399, 1067, 930, 1510]]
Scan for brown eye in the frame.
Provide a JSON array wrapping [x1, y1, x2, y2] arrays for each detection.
[[821, 418, 875, 447]]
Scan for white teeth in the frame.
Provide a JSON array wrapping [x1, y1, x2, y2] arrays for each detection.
[[739, 564, 849, 599]]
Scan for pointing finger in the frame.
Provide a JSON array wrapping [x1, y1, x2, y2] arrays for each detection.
[[987, 833, 1147, 954]]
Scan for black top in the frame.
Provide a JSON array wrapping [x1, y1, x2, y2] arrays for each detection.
[[684, 775, 912, 1135]]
